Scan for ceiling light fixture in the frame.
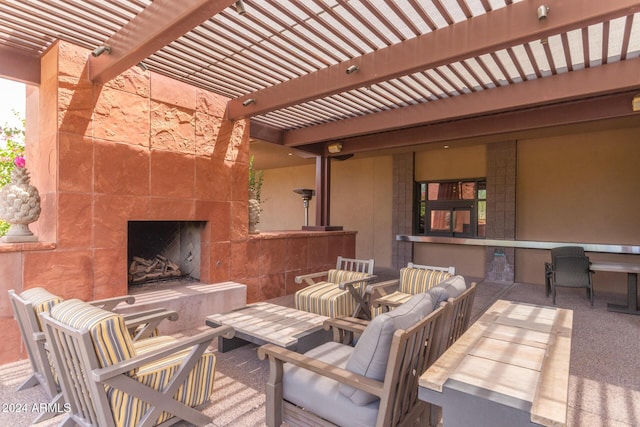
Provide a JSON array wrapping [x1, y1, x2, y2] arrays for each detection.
[[345, 65, 359, 75], [242, 98, 256, 106], [91, 45, 111, 57], [235, 1, 246, 15], [537, 5, 549, 21], [632, 94, 640, 112], [327, 142, 342, 154]]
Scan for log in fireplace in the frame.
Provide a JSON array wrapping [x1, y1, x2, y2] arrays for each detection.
[[127, 221, 205, 287]]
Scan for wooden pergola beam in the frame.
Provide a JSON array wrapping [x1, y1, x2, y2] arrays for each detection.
[[0, 47, 40, 85], [227, 0, 640, 120], [283, 57, 640, 147], [89, 0, 236, 84]]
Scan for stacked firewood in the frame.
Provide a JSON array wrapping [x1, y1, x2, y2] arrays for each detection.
[[128, 255, 182, 283]]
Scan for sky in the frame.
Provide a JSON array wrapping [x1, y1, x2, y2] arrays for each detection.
[[0, 78, 26, 128]]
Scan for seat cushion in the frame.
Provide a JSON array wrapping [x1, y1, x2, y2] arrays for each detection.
[[295, 281, 358, 317], [340, 293, 435, 405], [112, 345, 217, 427], [283, 341, 379, 427], [398, 267, 453, 295]]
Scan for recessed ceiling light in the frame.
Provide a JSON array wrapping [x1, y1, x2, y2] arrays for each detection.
[[444, 145, 449, 149]]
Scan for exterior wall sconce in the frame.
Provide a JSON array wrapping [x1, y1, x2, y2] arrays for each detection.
[[92, 45, 111, 57], [345, 65, 359, 75], [633, 94, 640, 112], [235, 1, 246, 15], [242, 98, 256, 106], [537, 5, 550, 21], [327, 142, 342, 154]]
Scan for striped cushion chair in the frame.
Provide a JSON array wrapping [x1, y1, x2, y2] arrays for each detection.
[[295, 269, 375, 318], [40, 299, 233, 427], [370, 263, 455, 317]]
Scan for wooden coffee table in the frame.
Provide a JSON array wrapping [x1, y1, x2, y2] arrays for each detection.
[[205, 302, 332, 353]]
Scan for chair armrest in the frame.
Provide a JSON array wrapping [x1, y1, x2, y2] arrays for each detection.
[[90, 295, 135, 311], [257, 343, 384, 398], [295, 270, 329, 286], [323, 316, 368, 344], [365, 279, 400, 302], [123, 309, 180, 341], [91, 325, 234, 382]]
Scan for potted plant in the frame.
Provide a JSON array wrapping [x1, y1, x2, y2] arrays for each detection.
[[248, 155, 263, 234]]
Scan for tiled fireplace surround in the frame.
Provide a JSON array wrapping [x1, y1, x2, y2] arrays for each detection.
[[0, 41, 356, 363]]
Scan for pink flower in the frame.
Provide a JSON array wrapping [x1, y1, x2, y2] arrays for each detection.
[[14, 156, 25, 168]]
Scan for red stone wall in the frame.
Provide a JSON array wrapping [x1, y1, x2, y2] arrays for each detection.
[[0, 40, 357, 364]]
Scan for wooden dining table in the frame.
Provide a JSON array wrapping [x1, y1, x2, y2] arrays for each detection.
[[590, 261, 640, 315]]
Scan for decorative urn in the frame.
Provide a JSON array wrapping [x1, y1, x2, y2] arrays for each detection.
[[0, 156, 41, 242]]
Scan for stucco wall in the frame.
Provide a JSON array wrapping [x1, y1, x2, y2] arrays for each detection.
[[516, 126, 640, 291]]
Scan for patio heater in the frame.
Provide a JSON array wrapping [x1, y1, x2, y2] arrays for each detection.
[[293, 188, 315, 227]]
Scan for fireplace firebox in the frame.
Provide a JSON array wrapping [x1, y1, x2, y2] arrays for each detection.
[[127, 221, 205, 287]]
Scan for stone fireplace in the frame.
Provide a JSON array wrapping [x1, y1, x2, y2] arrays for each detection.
[[0, 39, 358, 364]]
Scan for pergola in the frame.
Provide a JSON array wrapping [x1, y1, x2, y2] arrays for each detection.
[[1, 0, 640, 224]]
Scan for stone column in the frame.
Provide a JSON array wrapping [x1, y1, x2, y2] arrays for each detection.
[[391, 153, 414, 269], [485, 142, 517, 283]]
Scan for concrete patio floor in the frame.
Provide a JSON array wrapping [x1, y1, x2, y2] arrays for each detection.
[[1, 277, 639, 426]]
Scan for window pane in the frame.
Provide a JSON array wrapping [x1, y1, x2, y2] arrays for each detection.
[[418, 202, 426, 234], [430, 210, 451, 231], [419, 183, 427, 201], [453, 210, 471, 233], [477, 201, 486, 237], [460, 182, 475, 199]]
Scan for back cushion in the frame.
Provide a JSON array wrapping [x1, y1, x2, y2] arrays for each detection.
[[327, 269, 370, 288], [339, 293, 434, 405], [429, 275, 466, 304], [51, 299, 136, 371], [399, 268, 452, 295], [20, 287, 63, 316], [20, 287, 64, 329]]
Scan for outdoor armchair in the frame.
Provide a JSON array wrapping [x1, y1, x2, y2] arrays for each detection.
[[295, 256, 376, 319], [40, 298, 234, 427], [545, 246, 586, 297], [7, 287, 178, 423], [258, 292, 448, 427], [369, 263, 455, 317], [550, 254, 595, 306]]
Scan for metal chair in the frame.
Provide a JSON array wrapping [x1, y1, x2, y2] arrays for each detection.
[[545, 246, 585, 297], [550, 255, 594, 306]]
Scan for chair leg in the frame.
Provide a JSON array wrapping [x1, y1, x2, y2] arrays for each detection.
[[552, 286, 556, 305], [17, 373, 39, 391]]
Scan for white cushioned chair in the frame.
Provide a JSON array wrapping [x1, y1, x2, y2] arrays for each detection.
[[259, 292, 448, 427], [40, 298, 233, 427]]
